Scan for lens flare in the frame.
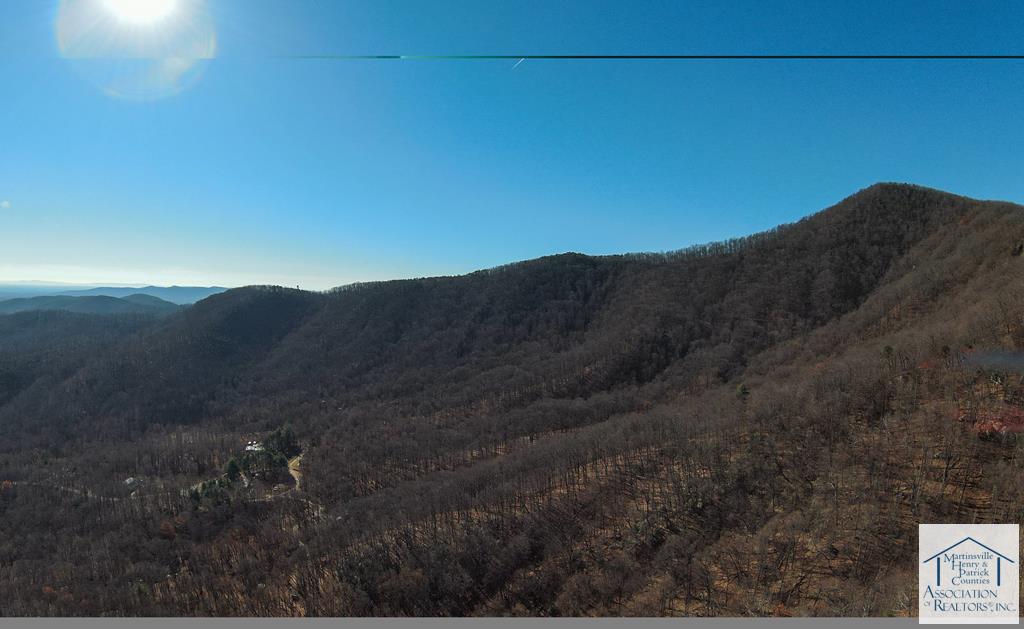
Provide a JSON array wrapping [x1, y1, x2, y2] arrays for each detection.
[[103, 0, 178, 25], [56, 0, 216, 100]]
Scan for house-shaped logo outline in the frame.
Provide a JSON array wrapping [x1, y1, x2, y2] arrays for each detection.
[[922, 536, 1016, 587]]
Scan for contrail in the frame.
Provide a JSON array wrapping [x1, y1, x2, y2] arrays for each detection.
[[512, 58, 525, 69], [278, 54, 1024, 61]]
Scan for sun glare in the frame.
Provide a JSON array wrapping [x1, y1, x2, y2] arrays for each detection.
[[103, 0, 178, 25], [57, 0, 216, 100]]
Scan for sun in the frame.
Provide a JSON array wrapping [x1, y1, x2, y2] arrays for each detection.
[[103, 0, 178, 25]]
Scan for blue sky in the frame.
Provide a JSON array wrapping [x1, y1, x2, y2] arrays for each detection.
[[1, 0, 1023, 289]]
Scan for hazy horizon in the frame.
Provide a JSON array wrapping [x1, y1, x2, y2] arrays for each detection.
[[1, 180, 1022, 291]]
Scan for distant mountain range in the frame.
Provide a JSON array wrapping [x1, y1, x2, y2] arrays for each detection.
[[57, 286, 227, 304], [0, 284, 226, 304], [0, 294, 181, 316]]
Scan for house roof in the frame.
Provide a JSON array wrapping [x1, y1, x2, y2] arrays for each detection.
[[922, 536, 1016, 563]]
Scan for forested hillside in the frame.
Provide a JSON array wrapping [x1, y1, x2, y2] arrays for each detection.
[[2, 183, 1024, 616]]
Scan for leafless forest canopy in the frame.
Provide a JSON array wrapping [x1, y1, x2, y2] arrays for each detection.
[[2, 183, 1024, 616]]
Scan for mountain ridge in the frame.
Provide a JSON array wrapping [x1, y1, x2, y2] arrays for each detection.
[[3, 183, 1001, 437], [0, 294, 180, 316]]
